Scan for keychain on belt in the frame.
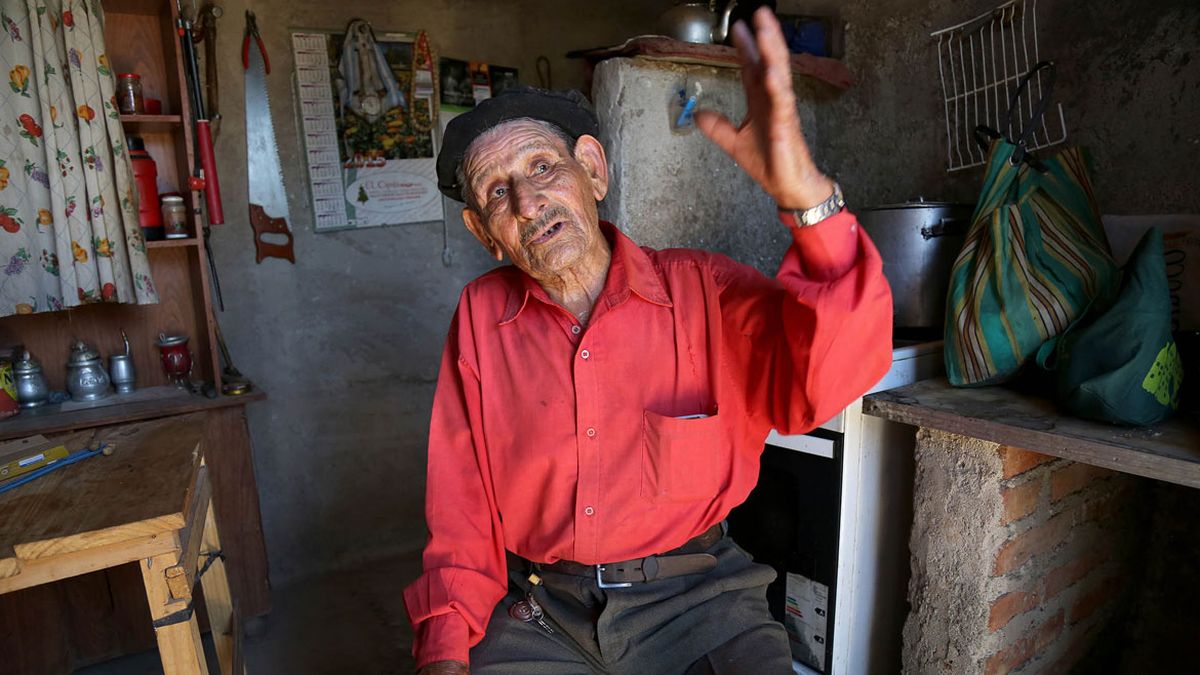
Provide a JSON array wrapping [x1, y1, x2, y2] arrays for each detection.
[[509, 573, 554, 635]]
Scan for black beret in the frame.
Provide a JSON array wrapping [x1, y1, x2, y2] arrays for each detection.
[[437, 86, 600, 203]]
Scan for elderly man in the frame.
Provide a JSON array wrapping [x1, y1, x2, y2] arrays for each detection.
[[405, 9, 892, 674]]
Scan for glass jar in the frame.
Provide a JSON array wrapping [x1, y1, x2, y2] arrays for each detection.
[[116, 73, 144, 115], [161, 195, 189, 239]]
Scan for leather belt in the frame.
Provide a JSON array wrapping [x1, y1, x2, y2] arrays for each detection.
[[535, 524, 722, 588]]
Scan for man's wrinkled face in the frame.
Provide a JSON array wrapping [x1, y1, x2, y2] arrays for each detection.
[[460, 119, 608, 284]]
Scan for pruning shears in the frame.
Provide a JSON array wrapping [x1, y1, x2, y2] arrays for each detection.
[[242, 10, 270, 74]]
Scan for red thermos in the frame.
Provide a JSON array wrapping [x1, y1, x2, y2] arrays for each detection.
[[128, 136, 163, 240]]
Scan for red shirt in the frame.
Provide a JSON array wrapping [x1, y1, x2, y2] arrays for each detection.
[[404, 212, 893, 668]]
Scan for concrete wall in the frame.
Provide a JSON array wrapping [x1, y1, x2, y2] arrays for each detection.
[[593, 57, 824, 275], [203, 0, 660, 585], [803, 0, 1200, 213]]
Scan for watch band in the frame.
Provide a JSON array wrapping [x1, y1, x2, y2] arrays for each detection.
[[783, 182, 845, 227]]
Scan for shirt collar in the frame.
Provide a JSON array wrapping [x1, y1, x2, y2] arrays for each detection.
[[497, 221, 672, 325]]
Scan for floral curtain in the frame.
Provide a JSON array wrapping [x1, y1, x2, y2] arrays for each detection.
[[0, 0, 157, 317]]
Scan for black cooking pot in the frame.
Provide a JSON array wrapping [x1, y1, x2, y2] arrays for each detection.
[[857, 200, 975, 330]]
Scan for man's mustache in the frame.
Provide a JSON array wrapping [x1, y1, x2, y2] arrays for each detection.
[[521, 206, 572, 245]]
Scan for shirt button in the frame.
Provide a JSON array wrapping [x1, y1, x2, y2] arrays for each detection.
[[580, 349, 590, 360], [571, 325, 581, 335], [586, 427, 596, 438], [584, 506, 595, 516]]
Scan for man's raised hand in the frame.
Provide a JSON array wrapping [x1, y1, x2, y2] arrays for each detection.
[[694, 7, 835, 211]]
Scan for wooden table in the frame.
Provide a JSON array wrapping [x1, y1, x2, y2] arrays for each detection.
[[863, 377, 1200, 488], [0, 414, 245, 674], [0, 388, 271, 674]]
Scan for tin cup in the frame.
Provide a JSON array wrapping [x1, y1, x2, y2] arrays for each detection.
[[109, 354, 136, 394]]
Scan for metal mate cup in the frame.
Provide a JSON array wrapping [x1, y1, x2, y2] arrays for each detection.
[[109, 354, 136, 394]]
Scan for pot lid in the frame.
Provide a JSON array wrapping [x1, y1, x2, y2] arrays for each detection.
[[68, 340, 100, 364], [13, 350, 40, 373], [156, 333, 188, 346]]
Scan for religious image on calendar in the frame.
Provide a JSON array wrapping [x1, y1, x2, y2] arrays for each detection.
[[292, 23, 441, 231]]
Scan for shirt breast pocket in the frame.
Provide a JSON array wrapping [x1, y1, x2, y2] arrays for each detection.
[[640, 410, 723, 504]]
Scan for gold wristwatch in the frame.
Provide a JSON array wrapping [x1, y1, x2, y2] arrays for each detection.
[[784, 182, 845, 227]]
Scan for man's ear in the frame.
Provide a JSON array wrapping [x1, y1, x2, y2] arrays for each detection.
[[573, 135, 609, 202], [462, 207, 504, 261]]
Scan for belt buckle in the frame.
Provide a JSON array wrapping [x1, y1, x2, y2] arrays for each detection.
[[596, 564, 632, 589]]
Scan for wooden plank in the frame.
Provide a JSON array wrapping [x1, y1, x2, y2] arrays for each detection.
[[0, 414, 205, 563], [174, 467, 211, 592], [0, 388, 264, 442], [864, 378, 1200, 489], [198, 500, 244, 675], [15, 514, 185, 561], [0, 532, 177, 594], [141, 551, 208, 675], [204, 407, 272, 617], [148, 237, 202, 249]]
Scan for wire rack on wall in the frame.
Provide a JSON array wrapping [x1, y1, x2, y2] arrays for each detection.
[[931, 0, 1067, 172]]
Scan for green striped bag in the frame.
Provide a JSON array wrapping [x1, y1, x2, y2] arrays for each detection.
[[944, 63, 1118, 387]]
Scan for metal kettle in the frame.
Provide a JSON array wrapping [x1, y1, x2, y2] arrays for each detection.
[[659, 0, 739, 44]]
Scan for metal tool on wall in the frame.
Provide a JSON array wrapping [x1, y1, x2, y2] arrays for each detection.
[[176, 0, 226, 310], [196, 3, 224, 136], [243, 10, 295, 264]]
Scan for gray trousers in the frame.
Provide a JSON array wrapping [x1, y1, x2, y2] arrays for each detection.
[[471, 535, 794, 675]]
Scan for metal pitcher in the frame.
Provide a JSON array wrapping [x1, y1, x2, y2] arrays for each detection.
[[658, 0, 739, 44]]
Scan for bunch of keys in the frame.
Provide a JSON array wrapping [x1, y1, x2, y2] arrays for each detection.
[[508, 573, 555, 635]]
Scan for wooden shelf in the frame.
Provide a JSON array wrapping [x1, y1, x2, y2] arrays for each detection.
[[146, 237, 199, 249], [863, 378, 1200, 489], [0, 385, 265, 442], [120, 113, 183, 131], [103, 0, 167, 16]]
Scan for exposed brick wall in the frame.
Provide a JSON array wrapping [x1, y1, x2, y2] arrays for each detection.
[[904, 429, 1146, 675]]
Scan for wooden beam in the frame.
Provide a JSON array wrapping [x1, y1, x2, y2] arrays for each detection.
[[864, 378, 1200, 489]]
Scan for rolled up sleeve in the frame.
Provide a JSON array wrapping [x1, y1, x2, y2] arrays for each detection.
[[403, 302, 508, 669], [716, 209, 894, 435]]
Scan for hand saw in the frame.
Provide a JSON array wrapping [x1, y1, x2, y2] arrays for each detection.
[[243, 10, 295, 264]]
